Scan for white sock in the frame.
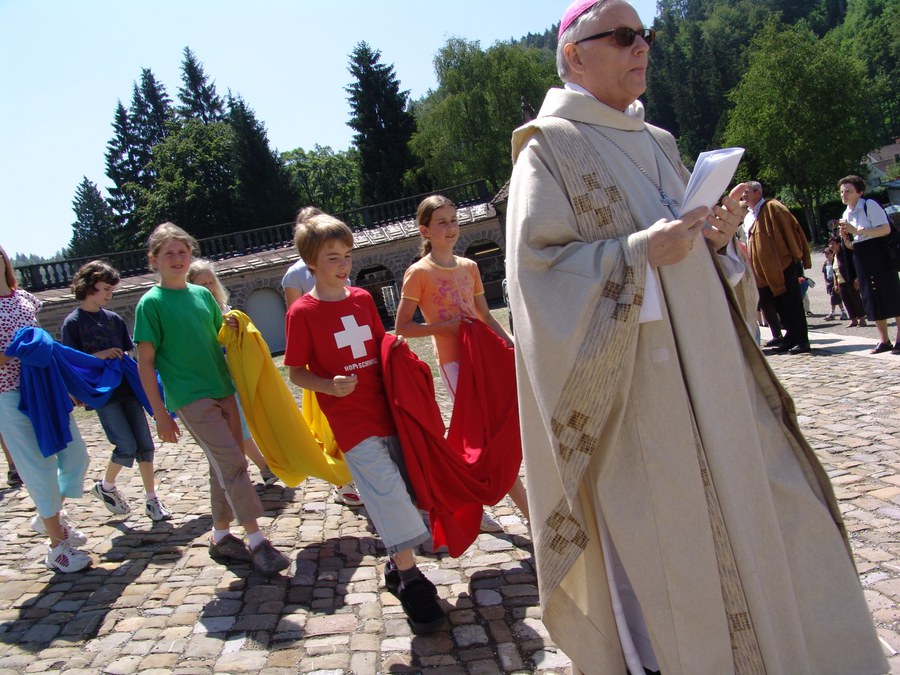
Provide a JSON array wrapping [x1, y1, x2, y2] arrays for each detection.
[[212, 528, 231, 544], [145, 491, 157, 501], [247, 531, 265, 550], [102, 480, 115, 491]]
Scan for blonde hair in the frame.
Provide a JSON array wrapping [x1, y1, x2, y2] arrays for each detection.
[[188, 258, 230, 310], [293, 209, 354, 269], [416, 195, 456, 256], [146, 222, 199, 270]]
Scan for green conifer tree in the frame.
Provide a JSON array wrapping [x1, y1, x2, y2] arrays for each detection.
[[178, 47, 225, 124], [346, 42, 419, 204], [68, 178, 116, 258]]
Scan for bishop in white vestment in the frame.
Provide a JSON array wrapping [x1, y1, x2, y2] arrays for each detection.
[[505, 2, 888, 674]]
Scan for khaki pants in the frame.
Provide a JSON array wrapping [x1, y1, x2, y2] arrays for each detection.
[[177, 396, 263, 526]]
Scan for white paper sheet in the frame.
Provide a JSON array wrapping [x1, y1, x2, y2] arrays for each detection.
[[679, 147, 745, 216]]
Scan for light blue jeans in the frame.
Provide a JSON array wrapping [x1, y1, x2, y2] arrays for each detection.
[[343, 435, 429, 555], [0, 391, 88, 517]]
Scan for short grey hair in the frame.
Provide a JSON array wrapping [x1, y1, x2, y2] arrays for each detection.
[[557, 1, 609, 80], [746, 181, 763, 195]]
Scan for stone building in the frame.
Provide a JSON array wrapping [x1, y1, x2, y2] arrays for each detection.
[[29, 202, 507, 354]]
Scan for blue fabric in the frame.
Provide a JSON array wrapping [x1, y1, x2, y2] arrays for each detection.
[[5, 327, 161, 457], [5, 329, 75, 458]]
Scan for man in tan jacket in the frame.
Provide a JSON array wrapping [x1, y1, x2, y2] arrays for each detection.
[[745, 181, 812, 353]]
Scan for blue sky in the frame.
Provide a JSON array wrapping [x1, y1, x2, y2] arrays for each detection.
[[0, 0, 657, 259]]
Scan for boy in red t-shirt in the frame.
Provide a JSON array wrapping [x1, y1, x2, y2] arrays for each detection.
[[283, 211, 447, 635]]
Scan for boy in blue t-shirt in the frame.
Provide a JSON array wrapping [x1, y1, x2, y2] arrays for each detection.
[[62, 261, 172, 522]]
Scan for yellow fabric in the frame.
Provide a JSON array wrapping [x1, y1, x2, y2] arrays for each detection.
[[302, 388, 339, 457], [218, 310, 350, 487]]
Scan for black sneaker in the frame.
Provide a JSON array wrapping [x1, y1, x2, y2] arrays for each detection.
[[208, 533, 251, 562], [250, 540, 290, 577], [6, 469, 22, 488], [384, 559, 401, 595], [398, 574, 446, 634]]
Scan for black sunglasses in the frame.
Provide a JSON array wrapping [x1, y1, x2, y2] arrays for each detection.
[[575, 26, 655, 47]]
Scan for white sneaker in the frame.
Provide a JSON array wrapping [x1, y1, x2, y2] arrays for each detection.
[[31, 511, 87, 546], [90, 480, 131, 515], [144, 496, 173, 521], [479, 511, 503, 533], [45, 541, 91, 573], [332, 483, 364, 507]]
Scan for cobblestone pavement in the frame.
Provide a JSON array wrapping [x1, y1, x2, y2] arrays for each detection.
[[1, 283, 899, 673]]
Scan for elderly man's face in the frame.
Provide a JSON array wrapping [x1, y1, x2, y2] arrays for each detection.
[[564, 1, 650, 111], [743, 186, 762, 207]]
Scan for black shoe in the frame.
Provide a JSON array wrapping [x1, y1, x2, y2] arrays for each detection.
[[250, 540, 290, 577], [398, 575, 446, 634], [764, 337, 784, 348], [6, 470, 22, 488], [208, 533, 252, 562], [384, 559, 401, 596], [871, 342, 893, 354], [788, 344, 811, 354]]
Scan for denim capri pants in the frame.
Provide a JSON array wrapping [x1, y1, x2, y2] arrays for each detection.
[[0, 391, 88, 518], [343, 435, 430, 555], [96, 395, 155, 467]]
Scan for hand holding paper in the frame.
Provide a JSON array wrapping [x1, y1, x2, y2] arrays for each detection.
[[679, 147, 745, 217]]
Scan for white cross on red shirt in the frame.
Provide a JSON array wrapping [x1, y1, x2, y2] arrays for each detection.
[[334, 315, 373, 359]]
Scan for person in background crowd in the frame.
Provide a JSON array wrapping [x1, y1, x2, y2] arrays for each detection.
[[188, 259, 279, 487], [827, 231, 866, 327], [822, 245, 847, 321], [838, 174, 900, 354], [744, 181, 812, 353]]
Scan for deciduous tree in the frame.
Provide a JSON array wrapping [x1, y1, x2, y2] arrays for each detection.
[[282, 144, 361, 215], [410, 39, 557, 191], [136, 119, 235, 240], [725, 21, 878, 241]]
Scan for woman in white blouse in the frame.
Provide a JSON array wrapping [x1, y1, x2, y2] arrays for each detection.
[[838, 174, 900, 353]]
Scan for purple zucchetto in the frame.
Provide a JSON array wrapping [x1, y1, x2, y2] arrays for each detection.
[[558, 0, 600, 39]]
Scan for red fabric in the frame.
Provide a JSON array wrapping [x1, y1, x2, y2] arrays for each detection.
[[382, 320, 522, 556]]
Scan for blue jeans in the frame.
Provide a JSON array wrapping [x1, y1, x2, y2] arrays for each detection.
[[96, 396, 155, 467]]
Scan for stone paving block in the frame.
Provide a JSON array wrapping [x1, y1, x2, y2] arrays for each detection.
[[0, 336, 896, 673], [184, 634, 225, 659], [264, 647, 304, 668], [303, 613, 357, 636]]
